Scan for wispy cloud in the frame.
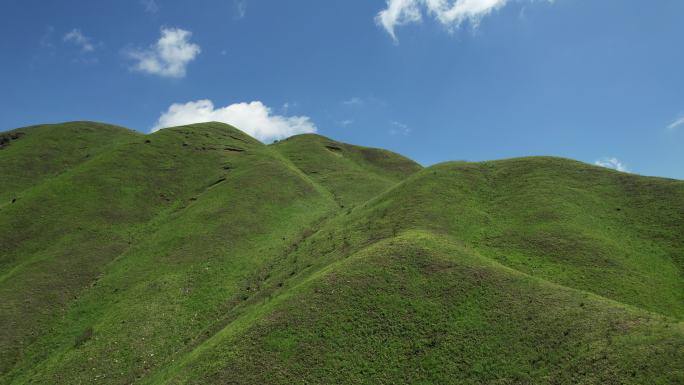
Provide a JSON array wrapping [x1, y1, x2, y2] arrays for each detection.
[[39, 26, 55, 48], [342, 97, 364, 106], [376, 0, 553, 42], [152, 99, 317, 142], [141, 0, 159, 14], [390, 120, 411, 136], [281, 102, 299, 114], [667, 116, 684, 132], [338, 119, 354, 128], [594, 157, 629, 173], [127, 27, 200, 78], [63, 29, 96, 52], [234, 0, 247, 19]]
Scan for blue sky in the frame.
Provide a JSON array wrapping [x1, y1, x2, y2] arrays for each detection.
[[1, 0, 683, 178]]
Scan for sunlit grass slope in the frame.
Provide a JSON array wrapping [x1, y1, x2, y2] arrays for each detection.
[[140, 158, 684, 385], [0, 121, 682, 384], [0, 122, 417, 384], [0, 121, 276, 374], [360, 158, 684, 318], [0, 121, 138, 205], [150, 232, 684, 385], [273, 133, 421, 207]]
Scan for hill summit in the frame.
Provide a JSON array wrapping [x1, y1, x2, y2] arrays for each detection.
[[0, 121, 682, 384]]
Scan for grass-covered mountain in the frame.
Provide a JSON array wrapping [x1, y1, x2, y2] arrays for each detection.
[[1, 121, 682, 384]]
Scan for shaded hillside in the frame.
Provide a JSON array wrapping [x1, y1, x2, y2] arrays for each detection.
[[0, 122, 682, 384]]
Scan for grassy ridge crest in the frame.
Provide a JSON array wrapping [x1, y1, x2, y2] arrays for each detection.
[[0, 121, 682, 384]]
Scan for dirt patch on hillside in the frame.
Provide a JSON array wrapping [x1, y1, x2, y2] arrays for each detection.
[[0, 132, 25, 149]]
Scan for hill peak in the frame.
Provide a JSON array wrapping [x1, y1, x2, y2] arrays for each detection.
[[1, 120, 682, 385], [151, 121, 264, 147]]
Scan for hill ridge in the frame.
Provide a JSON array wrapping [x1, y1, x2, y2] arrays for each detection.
[[1, 121, 682, 384]]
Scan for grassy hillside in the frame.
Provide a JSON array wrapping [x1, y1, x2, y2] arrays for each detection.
[[0, 121, 138, 205], [0, 121, 274, 374], [272, 133, 421, 207], [151, 232, 683, 385], [331, 158, 684, 318], [0, 121, 682, 384]]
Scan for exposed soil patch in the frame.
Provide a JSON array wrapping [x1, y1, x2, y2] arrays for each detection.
[[209, 177, 227, 188], [224, 146, 245, 153], [229, 135, 248, 143], [325, 145, 342, 152], [0, 132, 25, 149]]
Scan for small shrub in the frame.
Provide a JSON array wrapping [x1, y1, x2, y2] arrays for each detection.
[[74, 327, 94, 348]]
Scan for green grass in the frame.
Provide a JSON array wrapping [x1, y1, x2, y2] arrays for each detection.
[[0, 121, 139, 206], [0, 121, 682, 384], [156, 232, 683, 385], [272, 133, 421, 207]]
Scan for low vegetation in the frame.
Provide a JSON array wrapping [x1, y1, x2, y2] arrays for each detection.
[[0, 121, 682, 384]]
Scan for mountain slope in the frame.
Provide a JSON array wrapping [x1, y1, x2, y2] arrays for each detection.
[[0, 122, 420, 384], [0, 122, 682, 384], [149, 232, 684, 385], [139, 158, 684, 385], [0, 121, 138, 205], [0, 122, 271, 374], [345, 158, 684, 318], [272, 133, 421, 207]]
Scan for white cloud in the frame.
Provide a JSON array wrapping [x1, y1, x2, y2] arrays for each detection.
[[376, 0, 551, 41], [376, 0, 426, 41], [594, 157, 629, 173], [667, 116, 684, 132], [152, 100, 317, 142], [141, 0, 159, 14], [128, 27, 200, 78], [63, 29, 95, 52]]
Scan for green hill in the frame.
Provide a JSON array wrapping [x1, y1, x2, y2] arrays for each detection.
[[273, 133, 421, 207], [0, 121, 682, 384], [0, 121, 138, 204]]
